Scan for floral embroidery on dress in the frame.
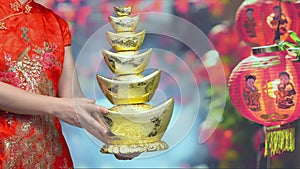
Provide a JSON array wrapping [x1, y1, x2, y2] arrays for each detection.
[[24, 3, 32, 14], [0, 2, 74, 167], [59, 158, 71, 169], [0, 22, 7, 30], [10, 1, 21, 12], [21, 26, 30, 42], [1, 27, 62, 95], [33, 42, 61, 70], [0, 115, 17, 137], [0, 71, 20, 87], [0, 26, 66, 168]]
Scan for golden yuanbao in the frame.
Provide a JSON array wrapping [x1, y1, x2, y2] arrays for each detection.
[[97, 5, 174, 155], [101, 98, 174, 154], [109, 15, 140, 32], [96, 69, 161, 105], [102, 49, 152, 75], [106, 30, 145, 52], [113, 6, 133, 17]]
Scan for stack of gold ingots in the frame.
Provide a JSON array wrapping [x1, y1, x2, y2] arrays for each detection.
[[96, 6, 174, 156]]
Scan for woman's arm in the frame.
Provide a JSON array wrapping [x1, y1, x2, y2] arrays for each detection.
[[58, 46, 84, 98], [57, 46, 109, 143], [0, 46, 109, 143], [0, 81, 59, 116], [0, 81, 108, 143], [0, 47, 86, 117], [59, 47, 140, 159]]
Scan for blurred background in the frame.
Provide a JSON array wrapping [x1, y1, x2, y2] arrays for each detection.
[[35, 0, 300, 168]]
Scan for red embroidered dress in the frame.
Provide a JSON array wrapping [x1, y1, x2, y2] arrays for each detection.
[[0, 0, 73, 168]]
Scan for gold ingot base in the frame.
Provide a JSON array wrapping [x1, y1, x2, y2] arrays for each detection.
[[100, 99, 174, 155], [100, 141, 169, 154]]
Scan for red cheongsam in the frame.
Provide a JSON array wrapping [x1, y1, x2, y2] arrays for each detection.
[[0, 0, 74, 168]]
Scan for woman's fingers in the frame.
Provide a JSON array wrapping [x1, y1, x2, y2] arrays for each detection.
[[99, 106, 108, 114], [90, 112, 109, 134], [71, 97, 112, 143], [77, 99, 108, 115], [82, 114, 108, 141], [81, 98, 96, 104]]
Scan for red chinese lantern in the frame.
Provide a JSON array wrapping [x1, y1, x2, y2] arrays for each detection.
[[208, 22, 240, 56], [228, 45, 300, 156], [197, 0, 227, 17], [208, 22, 250, 71], [236, 0, 300, 46]]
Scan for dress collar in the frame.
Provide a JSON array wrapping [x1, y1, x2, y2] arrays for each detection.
[[1, 0, 34, 13], [0, 0, 35, 30]]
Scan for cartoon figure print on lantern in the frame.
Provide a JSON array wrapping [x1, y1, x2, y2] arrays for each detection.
[[244, 8, 257, 38], [243, 75, 262, 112], [229, 44, 300, 156], [275, 72, 296, 109], [267, 5, 290, 36], [236, 0, 300, 46]]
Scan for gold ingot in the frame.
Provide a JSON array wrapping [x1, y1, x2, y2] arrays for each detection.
[[113, 73, 145, 81], [96, 69, 161, 105], [102, 49, 152, 75], [109, 15, 139, 32], [101, 98, 174, 154], [106, 30, 145, 52], [113, 6, 133, 17]]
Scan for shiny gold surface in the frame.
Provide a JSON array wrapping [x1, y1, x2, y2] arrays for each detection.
[[102, 49, 152, 74], [109, 15, 140, 32], [100, 98, 174, 154], [96, 69, 161, 105], [101, 141, 169, 154], [106, 30, 145, 52], [113, 74, 145, 81], [97, 5, 174, 156], [113, 6, 133, 17]]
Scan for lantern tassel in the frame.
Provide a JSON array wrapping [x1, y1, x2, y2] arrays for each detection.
[[264, 124, 295, 157]]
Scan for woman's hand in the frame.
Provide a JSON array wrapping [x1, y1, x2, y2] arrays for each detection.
[[51, 97, 140, 159], [52, 97, 110, 143]]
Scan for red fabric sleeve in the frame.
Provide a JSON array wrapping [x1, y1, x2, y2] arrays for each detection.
[[57, 17, 72, 46]]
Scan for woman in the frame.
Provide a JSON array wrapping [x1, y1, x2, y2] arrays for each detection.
[[0, 0, 110, 168]]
